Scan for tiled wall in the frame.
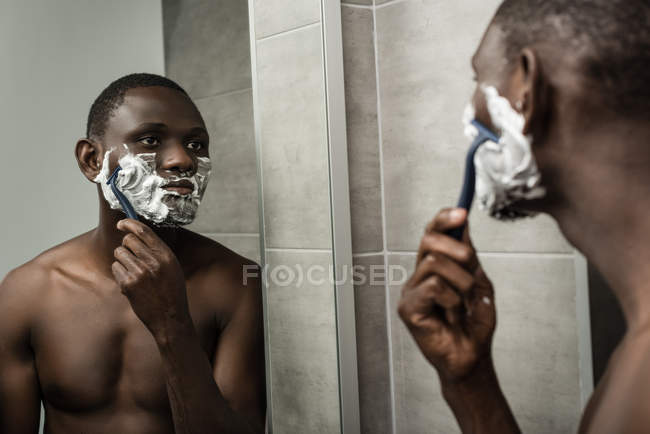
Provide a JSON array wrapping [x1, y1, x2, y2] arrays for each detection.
[[163, 0, 260, 262], [249, 1, 342, 433], [342, 1, 584, 433]]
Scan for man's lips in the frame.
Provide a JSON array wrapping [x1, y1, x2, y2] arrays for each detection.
[[163, 180, 194, 195]]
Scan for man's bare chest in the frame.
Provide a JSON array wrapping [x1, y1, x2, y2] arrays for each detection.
[[32, 283, 219, 413]]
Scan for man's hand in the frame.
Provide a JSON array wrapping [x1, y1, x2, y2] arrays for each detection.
[[111, 219, 191, 340], [398, 208, 496, 383]]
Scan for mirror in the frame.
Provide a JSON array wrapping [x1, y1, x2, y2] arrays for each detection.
[[1, 1, 265, 433], [1, 1, 614, 434], [247, 0, 359, 433]]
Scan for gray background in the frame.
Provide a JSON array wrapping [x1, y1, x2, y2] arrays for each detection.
[[0, 2, 164, 432], [0, 0, 165, 279]]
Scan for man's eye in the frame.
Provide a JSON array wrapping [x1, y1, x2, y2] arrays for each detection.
[[187, 141, 203, 151], [139, 136, 160, 146]]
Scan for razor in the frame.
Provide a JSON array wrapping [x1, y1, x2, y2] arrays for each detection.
[[447, 119, 499, 240], [106, 166, 139, 221]]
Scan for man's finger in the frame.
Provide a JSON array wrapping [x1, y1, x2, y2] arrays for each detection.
[[417, 275, 462, 309], [417, 232, 476, 267], [399, 276, 461, 329], [116, 219, 161, 249], [460, 220, 480, 271], [410, 254, 475, 293], [398, 290, 444, 334], [114, 245, 146, 275], [425, 208, 467, 234], [111, 261, 130, 287], [122, 233, 158, 268]]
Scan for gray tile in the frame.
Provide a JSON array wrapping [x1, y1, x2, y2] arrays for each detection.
[[253, 0, 321, 39], [469, 213, 571, 253], [163, 0, 252, 99], [204, 233, 261, 263], [265, 250, 341, 434], [187, 90, 260, 234], [376, 0, 570, 253], [256, 25, 333, 249], [352, 255, 392, 434], [342, 0, 393, 4], [342, 6, 383, 254], [481, 254, 581, 434], [342, 0, 373, 5], [387, 253, 582, 434]]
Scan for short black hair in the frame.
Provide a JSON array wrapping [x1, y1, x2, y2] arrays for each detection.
[[493, 0, 650, 117], [86, 73, 188, 140]]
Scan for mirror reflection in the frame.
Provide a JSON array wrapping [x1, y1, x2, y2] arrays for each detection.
[[1, 1, 264, 433], [2, 0, 643, 433]]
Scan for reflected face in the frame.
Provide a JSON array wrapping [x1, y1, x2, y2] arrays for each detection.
[[96, 86, 212, 225], [466, 25, 546, 219]]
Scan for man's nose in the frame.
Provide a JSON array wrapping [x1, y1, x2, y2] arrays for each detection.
[[160, 142, 195, 175]]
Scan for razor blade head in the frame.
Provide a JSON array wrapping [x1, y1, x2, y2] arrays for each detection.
[[107, 166, 122, 185]]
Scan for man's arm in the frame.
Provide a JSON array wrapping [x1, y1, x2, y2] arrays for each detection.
[[0, 269, 42, 434], [211, 265, 266, 426], [398, 208, 519, 434], [111, 219, 264, 434], [156, 262, 265, 434]]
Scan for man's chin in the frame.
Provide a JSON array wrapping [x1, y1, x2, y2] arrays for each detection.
[[137, 213, 197, 228], [488, 197, 549, 221]]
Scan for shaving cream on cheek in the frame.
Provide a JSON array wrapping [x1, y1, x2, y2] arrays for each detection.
[[93, 148, 212, 225], [161, 156, 212, 225], [463, 103, 479, 141], [471, 85, 546, 220]]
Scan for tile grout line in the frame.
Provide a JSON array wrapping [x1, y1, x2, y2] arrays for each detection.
[[341, 3, 373, 9], [372, 1, 397, 433], [265, 247, 333, 254], [341, 0, 411, 11], [201, 232, 260, 237], [376, 0, 413, 9], [386, 250, 577, 258], [256, 21, 321, 43], [193, 87, 252, 102], [352, 251, 384, 258]]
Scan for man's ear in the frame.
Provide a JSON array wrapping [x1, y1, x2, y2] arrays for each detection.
[[75, 138, 103, 182], [515, 48, 550, 138]]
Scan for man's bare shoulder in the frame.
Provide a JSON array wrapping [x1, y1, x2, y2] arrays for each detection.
[[0, 254, 54, 336], [0, 231, 94, 313], [178, 229, 261, 313], [581, 332, 650, 433]]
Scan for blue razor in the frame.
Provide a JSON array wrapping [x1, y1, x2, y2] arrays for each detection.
[[106, 166, 139, 221], [447, 119, 500, 240]]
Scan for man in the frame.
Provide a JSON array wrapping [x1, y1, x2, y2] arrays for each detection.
[[0, 73, 265, 434], [398, 1, 649, 433]]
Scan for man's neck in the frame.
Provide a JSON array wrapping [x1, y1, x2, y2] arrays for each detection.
[[91, 201, 183, 278], [551, 129, 650, 330]]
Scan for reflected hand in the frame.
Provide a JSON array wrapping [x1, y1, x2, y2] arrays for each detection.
[[398, 208, 496, 383], [111, 219, 191, 340]]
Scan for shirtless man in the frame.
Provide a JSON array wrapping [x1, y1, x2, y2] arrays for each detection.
[[0, 73, 265, 434], [398, 1, 649, 433]]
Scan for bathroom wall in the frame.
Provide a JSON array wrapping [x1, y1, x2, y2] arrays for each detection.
[[341, 1, 587, 433], [163, 0, 260, 262], [0, 3, 165, 432], [0, 0, 164, 279], [248, 1, 342, 433]]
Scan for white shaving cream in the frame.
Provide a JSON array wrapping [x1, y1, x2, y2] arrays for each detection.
[[462, 86, 546, 220], [94, 147, 212, 225]]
